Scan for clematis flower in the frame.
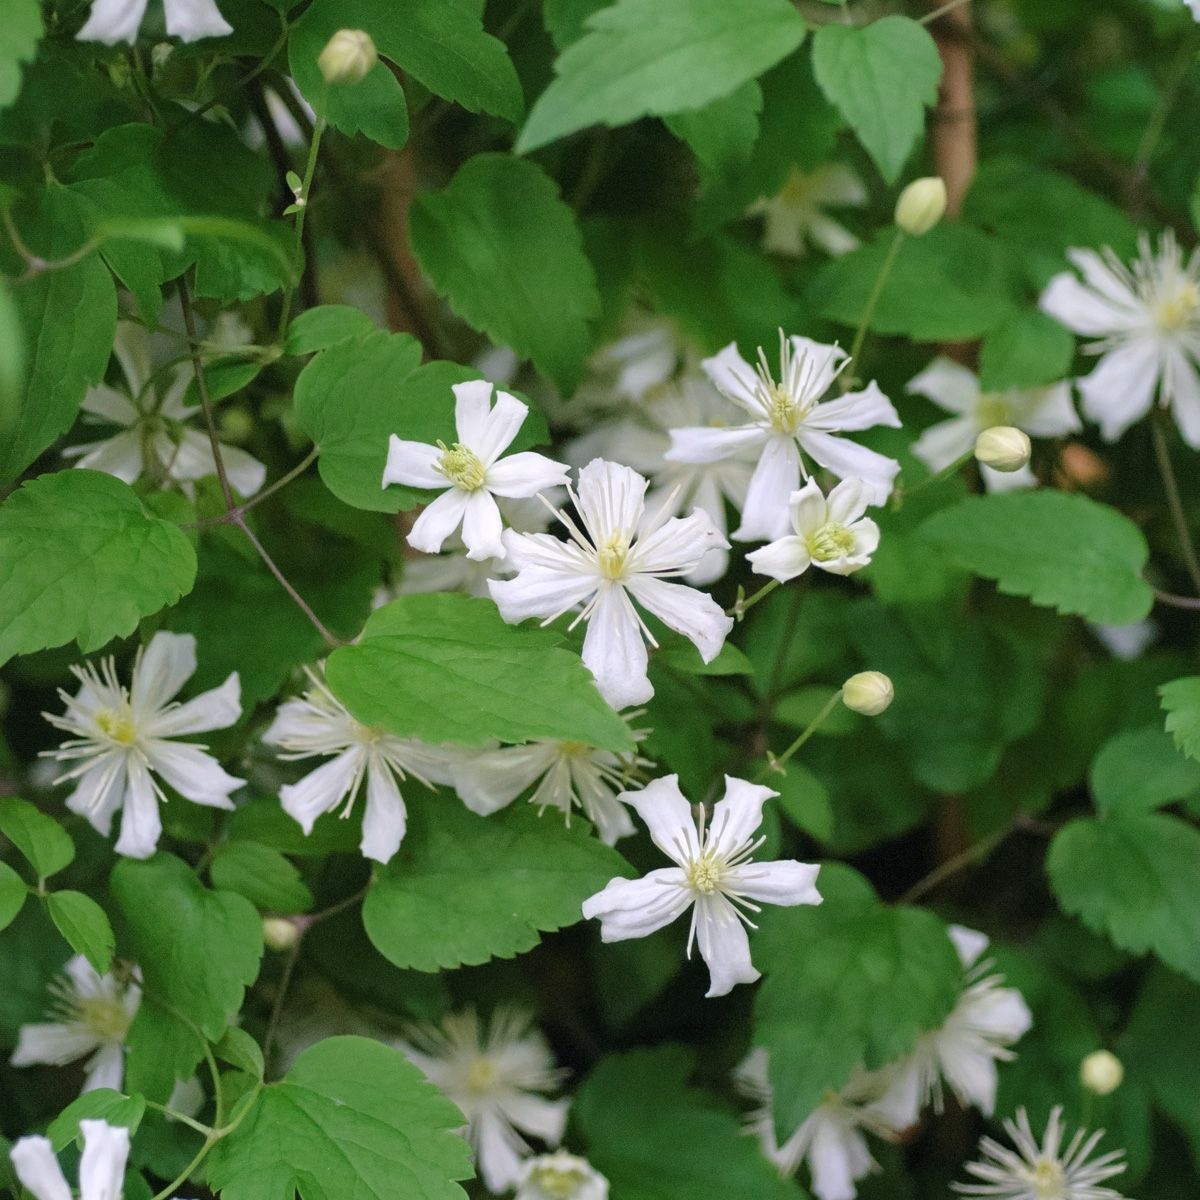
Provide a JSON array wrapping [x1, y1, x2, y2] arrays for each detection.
[[78, 0, 233, 43], [382, 380, 570, 562], [1039, 232, 1200, 447], [43, 632, 243, 860], [11, 957, 140, 1094], [666, 332, 901, 541], [872, 926, 1032, 1128], [954, 1106, 1126, 1200], [397, 1008, 569, 1194], [581, 774, 821, 997], [64, 323, 265, 497], [489, 459, 733, 709], [746, 477, 879, 583], [907, 358, 1080, 490], [590, 316, 690, 405], [736, 1049, 899, 1200], [748, 164, 868, 259], [262, 666, 455, 865], [515, 1152, 609, 1200], [11, 1120, 131, 1200]]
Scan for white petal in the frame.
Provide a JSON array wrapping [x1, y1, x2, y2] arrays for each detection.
[[797, 430, 899, 503], [728, 859, 822, 907], [77, 0, 148, 43], [787, 477, 828, 534], [460, 490, 506, 562], [219, 443, 268, 498], [451, 379, 496, 448], [911, 414, 977, 474], [144, 741, 242, 806], [788, 337, 849, 399], [10, 1137, 72, 1200], [695, 895, 759, 998], [148, 672, 241, 737], [453, 744, 558, 815], [948, 924, 990, 968], [665, 423, 766, 465], [734, 436, 801, 541], [163, 0, 233, 40], [581, 585, 652, 709], [130, 631, 196, 719], [807, 215, 859, 258], [981, 462, 1038, 493], [807, 381, 902, 433], [83, 1041, 126, 1093], [69, 431, 145, 483], [485, 451, 571, 498], [622, 774, 697, 862], [907, 357, 981, 415], [632, 508, 728, 576], [472, 388, 529, 464], [382, 437, 445, 490], [746, 536, 812, 583], [489, 562, 598, 626], [1039, 270, 1137, 337], [581, 868, 693, 940], [575, 459, 648, 546], [408, 489, 471, 555], [81, 383, 138, 426], [701, 343, 762, 414], [500, 1093, 569, 1145], [78, 1119, 131, 1200], [113, 760, 161, 859], [824, 477, 873, 524], [64, 758, 127, 836], [625, 576, 732, 665], [871, 1059, 924, 1130], [1077, 341, 1160, 442], [808, 1116, 871, 1200], [280, 748, 364, 833], [360, 760, 407, 864], [1018, 382, 1081, 437], [473, 1108, 527, 1194], [12, 1022, 100, 1068], [707, 776, 777, 859], [1166, 345, 1200, 449]]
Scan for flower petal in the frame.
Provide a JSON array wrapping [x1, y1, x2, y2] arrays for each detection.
[[12, 1021, 100, 1068], [911, 414, 977, 474], [68, 430, 145, 483], [788, 337, 849, 400], [453, 744, 559, 815], [728, 859, 822, 906], [632, 508, 728, 575], [581, 868, 693, 940], [145, 741, 242, 806], [113, 759, 161, 859], [808, 1114, 872, 1200], [622, 774, 698, 862], [461, 490, 506, 562], [485, 451, 571, 498], [473, 388, 529, 464], [1166, 344, 1200, 449], [701, 343, 762, 414], [625, 575, 732, 665], [10, 1137, 73, 1200], [796, 430, 899, 503], [408, 489, 471, 555], [1017, 382, 1081, 437], [746, 535, 812, 583], [948, 924, 990, 968], [149, 671, 241, 737], [499, 1093, 569, 1145], [83, 1041, 126, 1094], [360, 759, 406, 863], [219, 442, 268, 498], [382, 437, 445, 490], [907, 357, 980, 415], [162, 0, 235, 41], [1077, 340, 1159, 442], [695, 895, 759, 997], [581, 585, 653, 709], [78, 1118, 131, 1200], [1039, 266, 1139, 337], [807, 380, 901, 433], [280, 748, 364, 833], [825, 477, 874, 525], [707, 775, 777, 859], [665, 423, 766, 465], [734, 436, 801, 541], [575, 459, 648, 546], [81, 383, 138, 426], [65, 758, 127, 836], [787, 477, 827, 534], [131, 631, 196, 718], [489, 560, 598, 626], [473, 1108, 527, 1194], [77, 0, 149, 43], [451, 379, 495, 446]]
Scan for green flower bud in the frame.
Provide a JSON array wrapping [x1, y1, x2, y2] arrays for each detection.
[[318, 29, 378, 85], [842, 671, 894, 716]]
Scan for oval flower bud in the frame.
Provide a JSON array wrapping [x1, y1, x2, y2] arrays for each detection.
[[975, 426, 1031, 473], [262, 916, 301, 952], [894, 176, 947, 236], [318, 29, 378, 85], [1080, 1050, 1124, 1096], [842, 671, 894, 716]]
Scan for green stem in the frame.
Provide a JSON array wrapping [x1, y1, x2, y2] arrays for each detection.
[[897, 823, 1010, 904], [1150, 410, 1200, 596], [757, 689, 844, 780], [276, 87, 328, 340], [143, 1100, 215, 1138], [728, 578, 780, 621], [919, 0, 972, 26], [843, 229, 905, 389], [187, 446, 319, 529], [1132, 32, 1198, 180], [894, 446, 976, 506]]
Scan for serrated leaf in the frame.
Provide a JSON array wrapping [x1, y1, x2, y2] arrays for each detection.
[[326, 594, 635, 751], [920, 491, 1153, 625], [0, 861, 26, 933], [112, 853, 263, 1041], [1048, 814, 1200, 983], [1161, 676, 1200, 762], [518, 0, 806, 153], [663, 80, 762, 173], [978, 309, 1076, 392], [124, 994, 206, 1104], [214, 1027, 265, 1080], [210, 842, 314, 914], [47, 1090, 145, 1151], [753, 863, 961, 1133], [811, 16, 942, 183], [46, 890, 114, 975], [0, 471, 197, 666], [284, 305, 377, 355], [1089, 725, 1200, 816], [207, 1036, 472, 1200], [411, 155, 600, 389], [363, 793, 632, 971], [772, 763, 834, 842], [574, 1047, 806, 1200], [0, 797, 74, 879]]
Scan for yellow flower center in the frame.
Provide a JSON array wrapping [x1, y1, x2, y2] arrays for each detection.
[[465, 1057, 498, 1095], [529, 1165, 589, 1199], [976, 394, 1013, 427], [597, 534, 631, 581], [437, 442, 487, 491], [78, 995, 132, 1042], [94, 708, 138, 746], [1022, 1157, 1066, 1199], [767, 384, 801, 435], [807, 522, 856, 562], [1154, 280, 1200, 332], [686, 855, 723, 895]]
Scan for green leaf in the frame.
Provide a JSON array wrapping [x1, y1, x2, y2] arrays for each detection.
[[363, 792, 632, 971], [0, 861, 26, 933], [411, 155, 600, 390], [1089, 725, 1200, 816], [284, 305, 377, 355], [0, 0, 41, 108], [0, 471, 198, 666], [772, 763, 834, 842], [574, 1047, 806, 1200], [46, 890, 115, 975], [214, 1027, 265, 1081], [753, 863, 961, 1132], [207, 1036, 472, 1200], [124, 994, 206, 1104], [112, 853, 263, 1040], [811, 16, 942, 183], [210, 842, 314, 914], [0, 274, 22, 446], [978, 309, 1076, 392], [518, 0, 806, 153], [1047, 813, 1200, 983], [0, 187, 117, 482], [664, 81, 762, 173], [920, 491, 1154, 625], [326, 594, 635, 751], [1160, 676, 1200, 762], [0, 797, 74, 879], [47, 1090, 145, 1151]]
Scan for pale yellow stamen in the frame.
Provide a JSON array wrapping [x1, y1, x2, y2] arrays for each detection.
[[687, 856, 723, 895], [94, 708, 138, 746], [1154, 280, 1200, 332], [1022, 1157, 1066, 1199], [807, 522, 856, 562], [77, 995, 132, 1041], [767, 384, 802, 435], [529, 1165, 589, 1199], [436, 442, 487, 491], [976, 394, 1013, 427], [597, 534, 631, 581], [465, 1057, 498, 1094]]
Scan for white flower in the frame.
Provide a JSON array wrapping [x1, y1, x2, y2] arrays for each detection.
[[955, 1106, 1127, 1200], [1040, 232, 1200, 447], [591, 316, 689, 405], [43, 632, 243, 860], [489, 459, 733, 709], [1188, 0, 1200, 22], [582, 774, 821, 997], [262, 667, 455, 865], [736, 1049, 896, 1200], [873, 926, 1032, 1128], [452, 713, 649, 846], [382, 379, 570, 561], [11, 1119, 131, 1200], [667, 333, 901, 541], [1090, 620, 1156, 660], [748, 165, 867, 259], [746, 477, 879, 583], [907, 357, 1080, 491], [397, 1008, 569, 1194], [78, 0, 233, 43], [64, 323, 265, 497], [515, 1152, 609, 1200], [11, 957, 139, 1094]]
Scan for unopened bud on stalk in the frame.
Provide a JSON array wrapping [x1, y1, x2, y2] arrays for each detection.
[[975, 426, 1031, 473], [894, 176, 947, 236], [842, 671, 894, 716], [318, 29, 377, 85], [263, 916, 301, 952], [1080, 1050, 1124, 1096]]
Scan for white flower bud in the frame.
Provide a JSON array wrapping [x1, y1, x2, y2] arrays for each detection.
[[262, 916, 300, 952], [894, 176, 947, 236], [842, 671, 894, 716], [318, 29, 378, 85], [1080, 1050, 1124, 1096], [975, 426, 1031, 473]]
